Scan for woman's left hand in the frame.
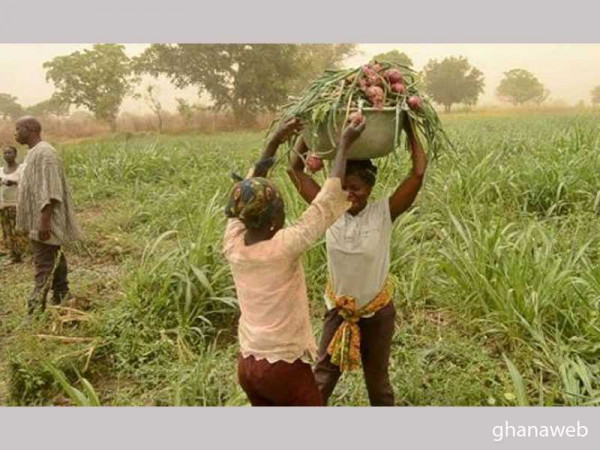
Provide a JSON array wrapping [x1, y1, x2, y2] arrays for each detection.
[[273, 117, 303, 144]]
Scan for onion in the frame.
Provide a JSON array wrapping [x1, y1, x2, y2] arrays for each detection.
[[407, 96, 423, 110], [385, 69, 403, 84], [391, 83, 407, 94], [366, 86, 383, 98], [364, 74, 382, 87], [365, 86, 384, 108], [362, 65, 383, 87], [362, 65, 376, 77], [306, 155, 324, 173]]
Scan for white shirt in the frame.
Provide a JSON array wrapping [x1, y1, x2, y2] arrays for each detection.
[[0, 164, 26, 208], [325, 198, 392, 310]]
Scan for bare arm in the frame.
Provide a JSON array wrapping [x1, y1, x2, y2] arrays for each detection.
[[252, 117, 302, 178], [330, 116, 366, 179], [286, 138, 322, 204], [287, 116, 367, 203], [280, 116, 366, 256], [389, 118, 427, 222]]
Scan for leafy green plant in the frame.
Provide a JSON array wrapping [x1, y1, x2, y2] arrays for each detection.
[[45, 363, 101, 406]]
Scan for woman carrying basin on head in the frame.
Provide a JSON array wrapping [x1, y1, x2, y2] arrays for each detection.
[[287, 118, 427, 406]]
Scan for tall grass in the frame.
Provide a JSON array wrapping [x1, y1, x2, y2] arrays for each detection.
[[6, 110, 600, 405]]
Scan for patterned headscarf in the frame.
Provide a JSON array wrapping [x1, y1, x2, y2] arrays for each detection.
[[225, 177, 283, 229]]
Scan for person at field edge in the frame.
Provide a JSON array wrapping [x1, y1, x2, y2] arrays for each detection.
[[0, 145, 28, 264], [15, 116, 83, 314], [223, 114, 366, 406], [288, 117, 427, 406]]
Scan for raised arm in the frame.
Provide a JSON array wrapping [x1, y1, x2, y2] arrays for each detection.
[[286, 137, 322, 204], [287, 115, 367, 204], [281, 115, 367, 256], [388, 118, 428, 222], [330, 115, 366, 179], [252, 117, 302, 178]]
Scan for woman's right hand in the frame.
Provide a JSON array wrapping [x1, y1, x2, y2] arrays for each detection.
[[341, 115, 367, 149]]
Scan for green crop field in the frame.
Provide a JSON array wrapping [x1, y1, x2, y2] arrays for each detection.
[[2, 109, 600, 406]]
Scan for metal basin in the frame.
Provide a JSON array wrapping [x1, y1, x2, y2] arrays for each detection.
[[302, 107, 407, 160]]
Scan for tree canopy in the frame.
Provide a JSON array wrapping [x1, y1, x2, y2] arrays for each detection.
[[372, 50, 413, 68], [422, 56, 485, 112], [496, 69, 549, 106], [26, 94, 70, 118], [0, 93, 25, 120], [44, 44, 137, 131], [134, 44, 355, 126]]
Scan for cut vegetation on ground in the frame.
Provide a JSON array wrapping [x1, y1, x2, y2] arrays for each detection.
[[2, 110, 600, 406]]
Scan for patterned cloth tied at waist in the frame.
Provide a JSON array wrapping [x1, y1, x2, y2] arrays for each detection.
[[325, 275, 395, 372]]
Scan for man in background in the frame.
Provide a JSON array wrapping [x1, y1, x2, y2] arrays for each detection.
[[14, 116, 82, 314]]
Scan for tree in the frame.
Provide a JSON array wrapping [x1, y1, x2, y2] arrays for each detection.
[[0, 93, 25, 120], [44, 44, 137, 131], [291, 44, 356, 92], [26, 94, 70, 118], [591, 85, 600, 106], [496, 69, 549, 106], [144, 85, 164, 133], [134, 44, 355, 126], [422, 57, 485, 112], [372, 50, 413, 68]]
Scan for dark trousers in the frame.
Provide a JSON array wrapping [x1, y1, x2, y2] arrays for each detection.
[[238, 354, 324, 406], [28, 240, 69, 313], [314, 302, 396, 406]]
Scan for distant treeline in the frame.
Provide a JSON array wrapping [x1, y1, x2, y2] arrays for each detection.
[[1, 44, 599, 139]]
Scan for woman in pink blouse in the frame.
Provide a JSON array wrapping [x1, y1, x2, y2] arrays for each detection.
[[223, 116, 366, 406]]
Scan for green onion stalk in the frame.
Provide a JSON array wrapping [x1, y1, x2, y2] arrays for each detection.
[[266, 60, 453, 169]]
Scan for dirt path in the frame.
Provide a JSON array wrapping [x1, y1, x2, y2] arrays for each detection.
[[0, 202, 131, 405]]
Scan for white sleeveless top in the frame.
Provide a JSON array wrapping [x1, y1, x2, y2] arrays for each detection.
[[325, 198, 392, 310]]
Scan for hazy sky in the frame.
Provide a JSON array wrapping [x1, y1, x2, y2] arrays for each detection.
[[1, 44, 599, 114]]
